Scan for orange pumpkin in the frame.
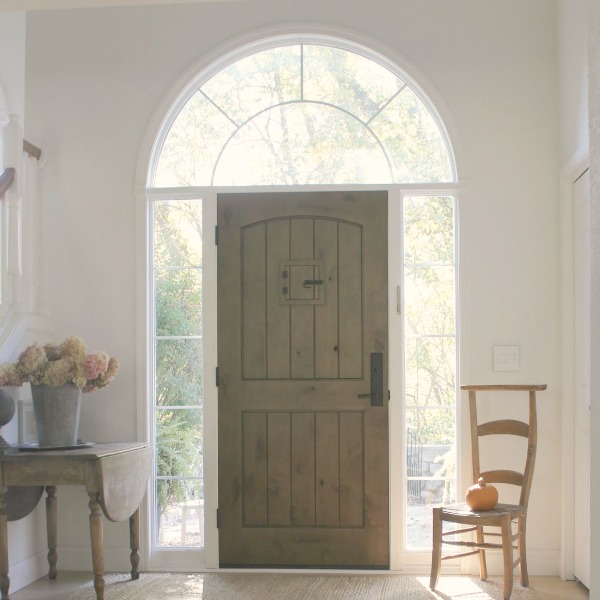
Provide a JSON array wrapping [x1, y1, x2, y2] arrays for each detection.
[[465, 477, 499, 511]]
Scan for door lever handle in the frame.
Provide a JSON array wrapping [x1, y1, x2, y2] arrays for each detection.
[[357, 353, 383, 406]]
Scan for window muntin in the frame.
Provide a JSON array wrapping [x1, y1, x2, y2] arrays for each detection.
[[154, 44, 454, 187]]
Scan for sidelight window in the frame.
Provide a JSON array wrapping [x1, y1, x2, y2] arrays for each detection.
[[403, 195, 457, 549]]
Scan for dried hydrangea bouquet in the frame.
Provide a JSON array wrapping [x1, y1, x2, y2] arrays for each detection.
[[0, 336, 119, 447]]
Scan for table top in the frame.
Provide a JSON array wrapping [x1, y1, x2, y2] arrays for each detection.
[[0, 442, 152, 522], [0, 441, 149, 461]]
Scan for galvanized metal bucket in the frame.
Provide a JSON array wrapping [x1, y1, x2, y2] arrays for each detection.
[[31, 383, 82, 448]]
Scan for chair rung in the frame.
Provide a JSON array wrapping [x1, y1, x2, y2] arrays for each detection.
[[473, 529, 522, 540], [513, 557, 521, 568], [443, 540, 522, 554], [443, 527, 478, 536], [441, 550, 481, 560], [443, 540, 504, 550]]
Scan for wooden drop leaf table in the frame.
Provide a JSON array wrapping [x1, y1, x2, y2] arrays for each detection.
[[0, 442, 152, 600]]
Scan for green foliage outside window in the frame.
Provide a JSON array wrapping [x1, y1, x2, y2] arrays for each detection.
[[154, 200, 203, 530]]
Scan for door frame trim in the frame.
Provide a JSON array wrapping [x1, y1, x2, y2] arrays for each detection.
[[559, 150, 589, 581], [143, 183, 462, 571]]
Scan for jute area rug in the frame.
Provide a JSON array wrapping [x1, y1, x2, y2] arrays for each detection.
[[66, 572, 540, 600]]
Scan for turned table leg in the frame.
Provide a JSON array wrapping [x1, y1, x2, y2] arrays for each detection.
[[45, 486, 58, 579], [88, 493, 105, 600], [0, 490, 9, 599], [129, 508, 140, 580]]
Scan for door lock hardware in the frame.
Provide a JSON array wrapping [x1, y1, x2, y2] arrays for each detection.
[[357, 352, 384, 406], [302, 279, 324, 288]]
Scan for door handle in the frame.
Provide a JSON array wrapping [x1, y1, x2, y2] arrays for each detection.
[[303, 279, 324, 288], [357, 352, 384, 406]]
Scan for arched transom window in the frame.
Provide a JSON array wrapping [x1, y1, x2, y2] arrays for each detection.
[[153, 42, 455, 186]]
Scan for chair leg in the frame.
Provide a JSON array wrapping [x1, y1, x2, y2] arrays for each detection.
[[518, 516, 529, 587], [501, 513, 514, 600], [476, 525, 487, 580], [430, 507, 443, 590]]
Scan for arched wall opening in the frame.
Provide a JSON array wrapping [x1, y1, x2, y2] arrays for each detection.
[[143, 32, 460, 571]]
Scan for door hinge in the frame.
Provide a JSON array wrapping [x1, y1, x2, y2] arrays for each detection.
[[216, 508, 221, 528], [216, 367, 220, 387], [396, 284, 402, 315], [215, 225, 219, 245]]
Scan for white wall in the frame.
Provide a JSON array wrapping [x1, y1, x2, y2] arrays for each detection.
[[0, 12, 55, 594], [24, 0, 562, 575], [0, 12, 25, 121], [558, 0, 589, 165]]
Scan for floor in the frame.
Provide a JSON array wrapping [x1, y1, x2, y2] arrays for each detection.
[[8, 572, 589, 600]]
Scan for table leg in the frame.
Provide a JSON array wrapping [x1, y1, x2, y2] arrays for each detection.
[[45, 486, 58, 579], [129, 508, 140, 580], [88, 493, 105, 600], [0, 490, 9, 599]]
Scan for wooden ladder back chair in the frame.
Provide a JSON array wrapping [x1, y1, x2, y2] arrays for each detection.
[[430, 384, 547, 600]]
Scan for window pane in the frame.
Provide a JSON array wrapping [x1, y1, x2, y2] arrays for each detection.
[[303, 45, 404, 122], [155, 268, 202, 336], [404, 337, 456, 408], [404, 196, 454, 264], [156, 408, 202, 477], [201, 46, 301, 125], [405, 266, 455, 336], [407, 479, 456, 548], [156, 478, 203, 547], [154, 200, 202, 268], [371, 89, 453, 182], [406, 407, 455, 446], [155, 93, 235, 187], [156, 339, 202, 406], [214, 103, 390, 185]]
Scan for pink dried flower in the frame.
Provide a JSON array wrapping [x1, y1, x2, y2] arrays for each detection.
[[84, 352, 110, 381], [85, 357, 119, 393]]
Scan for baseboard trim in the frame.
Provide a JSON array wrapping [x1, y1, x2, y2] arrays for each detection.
[[461, 548, 561, 577], [8, 549, 48, 593]]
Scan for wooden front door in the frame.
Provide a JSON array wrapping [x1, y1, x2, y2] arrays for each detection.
[[217, 191, 388, 568]]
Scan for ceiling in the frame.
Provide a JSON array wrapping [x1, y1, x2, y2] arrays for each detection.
[[0, 0, 237, 10]]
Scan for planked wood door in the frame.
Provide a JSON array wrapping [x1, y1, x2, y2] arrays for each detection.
[[217, 191, 388, 568]]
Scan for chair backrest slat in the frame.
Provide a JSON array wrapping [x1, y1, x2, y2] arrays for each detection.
[[462, 384, 545, 509], [477, 419, 529, 437], [480, 469, 524, 487]]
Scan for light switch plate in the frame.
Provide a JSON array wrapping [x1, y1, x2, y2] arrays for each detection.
[[493, 345, 520, 372]]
